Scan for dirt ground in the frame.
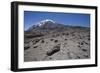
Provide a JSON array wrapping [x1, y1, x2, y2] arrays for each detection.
[[24, 28, 90, 62]]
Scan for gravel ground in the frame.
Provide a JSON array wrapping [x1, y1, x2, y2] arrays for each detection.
[[24, 28, 90, 62]]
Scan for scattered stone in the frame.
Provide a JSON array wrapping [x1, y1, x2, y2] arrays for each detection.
[[41, 40, 45, 43], [88, 38, 90, 41], [46, 42, 48, 44], [87, 34, 90, 37], [83, 41, 89, 45], [46, 44, 60, 56], [67, 52, 72, 59], [72, 34, 75, 36], [80, 42, 84, 45], [77, 56, 80, 59], [33, 57, 38, 61], [79, 36, 82, 39], [82, 49, 87, 52], [24, 46, 30, 50], [34, 46, 38, 48], [56, 34, 59, 36], [84, 54, 89, 58], [33, 39, 40, 45], [66, 33, 69, 35], [62, 33, 65, 35], [24, 25, 90, 61], [77, 45, 81, 48], [49, 57, 52, 60], [40, 49, 42, 50], [54, 40, 58, 43], [50, 39, 54, 41], [52, 35, 55, 37]]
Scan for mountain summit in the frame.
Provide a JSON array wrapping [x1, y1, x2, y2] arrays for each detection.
[[26, 19, 89, 33], [27, 19, 65, 31], [37, 19, 56, 27]]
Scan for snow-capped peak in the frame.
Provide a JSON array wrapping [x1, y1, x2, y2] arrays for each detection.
[[42, 19, 55, 23], [38, 19, 55, 26]]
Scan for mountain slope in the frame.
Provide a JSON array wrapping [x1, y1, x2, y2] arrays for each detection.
[[24, 19, 90, 62]]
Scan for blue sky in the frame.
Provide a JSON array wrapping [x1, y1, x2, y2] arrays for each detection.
[[24, 11, 90, 30]]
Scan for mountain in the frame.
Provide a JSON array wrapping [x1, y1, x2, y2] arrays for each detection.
[[25, 19, 89, 36], [26, 19, 66, 31], [24, 19, 90, 62], [26, 19, 89, 31]]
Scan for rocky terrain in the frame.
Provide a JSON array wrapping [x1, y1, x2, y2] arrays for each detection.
[[24, 19, 90, 62]]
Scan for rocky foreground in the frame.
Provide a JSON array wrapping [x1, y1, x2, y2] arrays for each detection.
[[24, 27, 90, 62]]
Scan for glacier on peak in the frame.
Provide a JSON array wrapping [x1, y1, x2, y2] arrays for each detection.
[[37, 19, 56, 26]]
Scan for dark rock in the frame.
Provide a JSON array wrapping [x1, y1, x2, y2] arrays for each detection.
[[41, 40, 45, 43], [88, 38, 90, 40], [77, 56, 80, 59], [72, 34, 75, 36], [80, 42, 84, 45], [54, 40, 58, 43], [84, 54, 89, 58], [49, 57, 52, 60], [25, 34, 44, 38], [50, 39, 54, 41], [77, 45, 81, 48], [33, 39, 40, 45], [62, 33, 65, 35], [33, 57, 38, 61], [34, 46, 38, 48], [24, 46, 30, 50], [46, 44, 60, 56], [56, 34, 60, 36], [83, 41, 89, 45], [66, 33, 69, 35], [82, 49, 87, 52]]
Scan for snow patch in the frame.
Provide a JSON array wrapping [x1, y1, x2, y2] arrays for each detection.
[[38, 19, 55, 26]]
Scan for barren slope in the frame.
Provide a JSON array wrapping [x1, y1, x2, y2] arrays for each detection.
[[24, 27, 90, 62]]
